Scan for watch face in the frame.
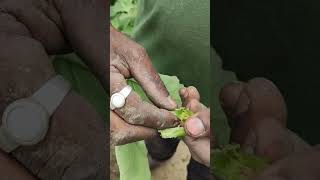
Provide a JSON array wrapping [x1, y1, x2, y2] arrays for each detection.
[[2, 99, 49, 145], [111, 93, 126, 108]]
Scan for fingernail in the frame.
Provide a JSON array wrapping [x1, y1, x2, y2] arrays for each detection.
[[180, 88, 187, 96], [167, 96, 177, 108], [186, 117, 205, 137], [234, 92, 250, 117]]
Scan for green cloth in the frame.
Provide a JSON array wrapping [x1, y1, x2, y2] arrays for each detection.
[[133, 0, 211, 106]]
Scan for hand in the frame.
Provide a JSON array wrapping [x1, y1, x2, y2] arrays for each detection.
[[253, 147, 320, 180], [0, 1, 107, 179], [179, 86, 211, 167], [219, 78, 319, 179], [110, 26, 179, 145]]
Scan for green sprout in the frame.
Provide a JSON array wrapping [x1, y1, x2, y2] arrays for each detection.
[[158, 107, 194, 139]]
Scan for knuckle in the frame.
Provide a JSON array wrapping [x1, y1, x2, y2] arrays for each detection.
[[130, 46, 147, 62], [188, 99, 200, 109]]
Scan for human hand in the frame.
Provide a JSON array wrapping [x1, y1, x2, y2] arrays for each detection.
[[110, 26, 179, 145], [0, 1, 108, 178], [219, 78, 319, 179], [0, 34, 107, 179], [179, 86, 211, 167]]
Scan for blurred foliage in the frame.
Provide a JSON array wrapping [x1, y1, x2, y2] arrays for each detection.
[[212, 145, 269, 180], [110, 0, 138, 36]]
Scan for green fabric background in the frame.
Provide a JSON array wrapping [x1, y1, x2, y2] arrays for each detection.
[[132, 0, 211, 106]]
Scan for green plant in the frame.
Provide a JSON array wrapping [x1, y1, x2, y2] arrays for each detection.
[[212, 145, 269, 180], [110, 0, 138, 36], [158, 108, 194, 138]]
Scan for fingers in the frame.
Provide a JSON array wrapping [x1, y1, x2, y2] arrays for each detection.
[[180, 86, 200, 107], [110, 26, 176, 110], [57, 0, 107, 89], [219, 78, 287, 145], [242, 118, 293, 162], [254, 148, 320, 180], [110, 111, 158, 146], [129, 50, 177, 110], [184, 137, 211, 167], [110, 67, 179, 129], [180, 87, 210, 138]]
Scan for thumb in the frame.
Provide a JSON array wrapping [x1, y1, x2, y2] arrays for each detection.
[[185, 110, 210, 138], [242, 118, 293, 162]]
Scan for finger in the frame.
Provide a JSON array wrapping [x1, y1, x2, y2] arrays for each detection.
[[179, 86, 200, 107], [179, 86, 205, 112], [241, 118, 293, 162], [110, 111, 158, 145], [185, 110, 210, 138], [110, 66, 179, 129], [219, 78, 287, 145], [184, 136, 210, 167], [219, 81, 246, 119], [111, 27, 176, 110]]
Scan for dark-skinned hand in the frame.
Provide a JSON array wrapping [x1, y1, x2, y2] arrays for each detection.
[[179, 86, 211, 167], [0, 0, 107, 179], [219, 78, 320, 180], [110, 26, 179, 145]]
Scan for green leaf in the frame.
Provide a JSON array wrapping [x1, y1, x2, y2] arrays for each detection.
[[172, 107, 194, 122], [158, 126, 185, 138], [111, 0, 138, 37], [212, 144, 269, 180], [116, 141, 151, 180], [158, 107, 194, 139]]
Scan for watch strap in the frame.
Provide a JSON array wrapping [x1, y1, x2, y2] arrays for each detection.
[[119, 85, 132, 98], [0, 126, 19, 152], [31, 75, 71, 115]]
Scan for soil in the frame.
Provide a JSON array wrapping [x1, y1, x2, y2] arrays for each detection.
[[110, 141, 191, 180]]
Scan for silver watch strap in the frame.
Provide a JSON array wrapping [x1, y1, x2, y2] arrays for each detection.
[[119, 85, 132, 98], [31, 75, 71, 115], [0, 126, 18, 153]]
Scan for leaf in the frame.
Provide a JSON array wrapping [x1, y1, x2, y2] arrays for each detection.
[[116, 74, 184, 180], [172, 107, 194, 122], [111, 0, 138, 37], [158, 107, 194, 139], [116, 141, 151, 180], [158, 126, 185, 138], [212, 144, 269, 180]]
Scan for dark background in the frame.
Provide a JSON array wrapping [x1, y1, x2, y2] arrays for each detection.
[[212, 0, 320, 144]]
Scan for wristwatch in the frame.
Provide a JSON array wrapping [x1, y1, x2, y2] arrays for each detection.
[[110, 85, 132, 110], [0, 75, 71, 152]]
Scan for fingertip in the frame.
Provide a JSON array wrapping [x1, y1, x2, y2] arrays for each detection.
[[179, 87, 187, 96], [167, 96, 177, 109], [185, 117, 205, 137], [157, 109, 179, 129]]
